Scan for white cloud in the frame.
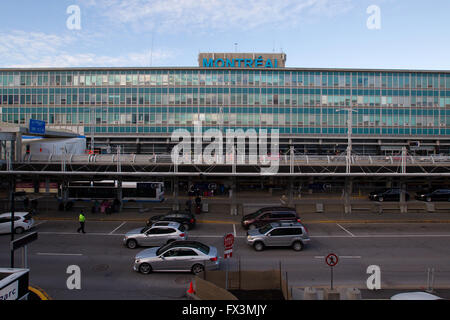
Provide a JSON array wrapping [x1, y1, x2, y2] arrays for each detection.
[[82, 0, 354, 33], [0, 30, 174, 67]]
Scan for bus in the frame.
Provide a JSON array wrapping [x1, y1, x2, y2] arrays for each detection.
[[59, 180, 164, 202]]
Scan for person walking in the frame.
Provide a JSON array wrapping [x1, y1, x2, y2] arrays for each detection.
[[77, 210, 86, 234], [280, 194, 288, 206]]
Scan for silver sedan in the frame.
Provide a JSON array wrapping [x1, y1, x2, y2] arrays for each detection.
[[123, 222, 187, 249], [133, 241, 220, 274]]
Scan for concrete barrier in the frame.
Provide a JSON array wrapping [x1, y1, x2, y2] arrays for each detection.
[[323, 288, 340, 300], [346, 288, 362, 300], [303, 287, 319, 300]]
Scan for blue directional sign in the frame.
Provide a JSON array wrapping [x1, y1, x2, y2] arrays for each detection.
[[29, 119, 46, 134]]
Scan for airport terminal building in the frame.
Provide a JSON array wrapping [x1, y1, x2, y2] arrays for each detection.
[[1, 53, 450, 156]]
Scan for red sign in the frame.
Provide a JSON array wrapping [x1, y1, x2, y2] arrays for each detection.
[[223, 233, 235, 259], [224, 233, 235, 249], [325, 253, 339, 267]]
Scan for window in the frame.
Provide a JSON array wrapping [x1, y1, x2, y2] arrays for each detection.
[[270, 212, 295, 219], [178, 249, 198, 257], [268, 228, 289, 236], [163, 249, 179, 257]]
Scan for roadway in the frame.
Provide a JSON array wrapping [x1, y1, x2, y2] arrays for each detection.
[[1, 219, 450, 300]]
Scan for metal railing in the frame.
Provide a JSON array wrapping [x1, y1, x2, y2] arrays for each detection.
[[21, 153, 450, 166]]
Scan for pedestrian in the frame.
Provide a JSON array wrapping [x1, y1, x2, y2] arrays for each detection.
[[280, 194, 288, 205], [195, 195, 202, 214], [77, 210, 86, 233]]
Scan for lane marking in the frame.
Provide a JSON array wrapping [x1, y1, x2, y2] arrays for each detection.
[[233, 224, 237, 237], [29, 286, 51, 300], [36, 252, 83, 256], [35, 231, 450, 238], [336, 223, 355, 237], [109, 222, 126, 235], [33, 221, 47, 227]]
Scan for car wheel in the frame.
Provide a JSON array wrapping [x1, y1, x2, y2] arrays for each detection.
[[15, 227, 25, 235], [139, 263, 152, 274], [248, 224, 257, 230], [378, 197, 384, 202], [427, 197, 432, 202], [292, 241, 304, 251], [191, 264, 204, 275], [182, 223, 190, 231], [254, 242, 265, 251], [126, 239, 138, 249]]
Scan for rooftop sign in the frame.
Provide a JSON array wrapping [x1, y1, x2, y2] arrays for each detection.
[[199, 52, 286, 69], [203, 56, 278, 68]]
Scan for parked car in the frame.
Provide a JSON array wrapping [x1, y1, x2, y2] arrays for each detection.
[[241, 207, 300, 230], [369, 188, 410, 202], [390, 292, 443, 300], [415, 189, 450, 202], [246, 221, 310, 251], [147, 211, 196, 230], [133, 240, 220, 274], [0, 212, 34, 234], [123, 222, 187, 249]]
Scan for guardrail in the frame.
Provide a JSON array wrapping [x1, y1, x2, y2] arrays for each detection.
[[21, 153, 450, 166]]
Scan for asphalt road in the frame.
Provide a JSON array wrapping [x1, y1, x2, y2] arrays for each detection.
[[1, 219, 450, 300]]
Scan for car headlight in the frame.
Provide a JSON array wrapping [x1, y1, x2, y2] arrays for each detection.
[[135, 259, 140, 264]]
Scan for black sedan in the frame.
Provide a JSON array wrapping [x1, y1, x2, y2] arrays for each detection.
[[147, 211, 196, 230], [416, 189, 450, 202], [369, 188, 410, 202]]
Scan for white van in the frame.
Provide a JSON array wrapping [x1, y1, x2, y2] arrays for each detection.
[[0, 212, 34, 234]]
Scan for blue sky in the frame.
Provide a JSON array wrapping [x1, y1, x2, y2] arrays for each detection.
[[0, 0, 449, 70]]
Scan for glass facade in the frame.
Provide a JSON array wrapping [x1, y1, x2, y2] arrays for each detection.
[[1, 68, 450, 136]]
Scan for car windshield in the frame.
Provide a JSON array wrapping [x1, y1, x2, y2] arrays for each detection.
[[190, 242, 210, 254], [156, 243, 172, 255], [258, 224, 273, 234], [246, 210, 262, 219], [141, 226, 150, 233]]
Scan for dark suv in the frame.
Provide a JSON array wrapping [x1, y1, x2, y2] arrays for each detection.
[[241, 207, 300, 230], [369, 188, 410, 202], [147, 211, 196, 230], [416, 189, 450, 202]]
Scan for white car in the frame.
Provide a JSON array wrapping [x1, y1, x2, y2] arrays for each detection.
[[390, 292, 444, 300], [0, 212, 34, 234]]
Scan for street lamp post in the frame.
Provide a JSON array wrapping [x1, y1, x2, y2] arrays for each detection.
[[336, 108, 357, 173], [336, 108, 357, 214]]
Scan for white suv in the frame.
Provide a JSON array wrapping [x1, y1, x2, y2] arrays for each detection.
[[0, 212, 35, 234]]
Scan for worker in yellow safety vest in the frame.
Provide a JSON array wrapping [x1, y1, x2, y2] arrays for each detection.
[[77, 210, 86, 234]]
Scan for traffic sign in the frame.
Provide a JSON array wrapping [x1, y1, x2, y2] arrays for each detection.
[[29, 119, 46, 134], [325, 253, 338, 267], [224, 233, 234, 249], [223, 233, 235, 259]]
